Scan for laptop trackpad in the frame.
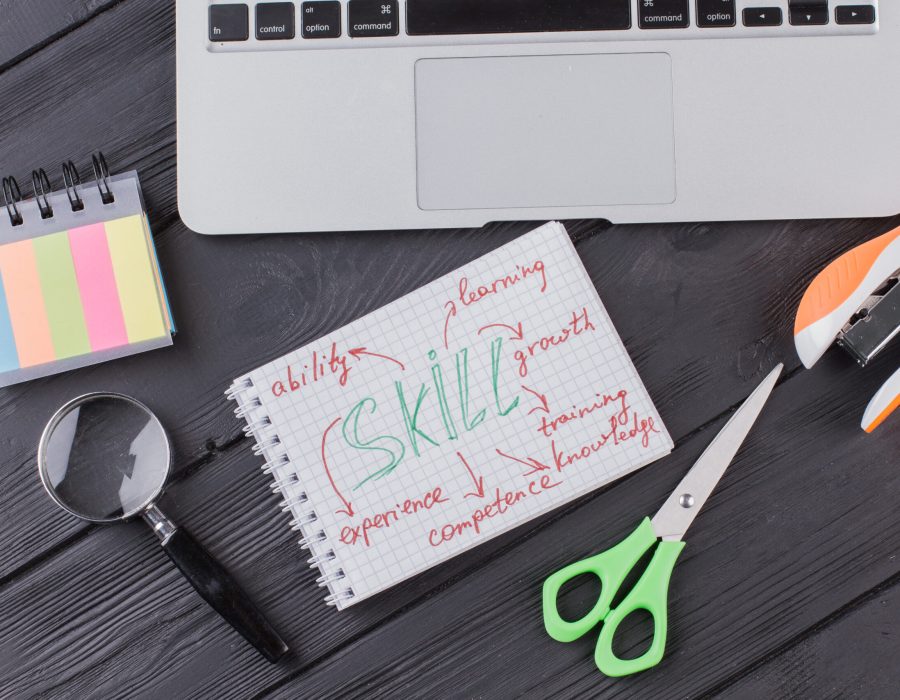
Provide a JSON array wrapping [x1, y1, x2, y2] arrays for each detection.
[[415, 53, 676, 211]]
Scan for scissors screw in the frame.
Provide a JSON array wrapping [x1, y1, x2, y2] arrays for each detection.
[[679, 494, 695, 509]]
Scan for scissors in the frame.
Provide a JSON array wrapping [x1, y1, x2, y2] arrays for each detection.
[[542, 364, 782, 677]]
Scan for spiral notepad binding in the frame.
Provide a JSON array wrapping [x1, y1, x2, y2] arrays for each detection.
[[2, 152, 116, 228], [226, 377, 356, 608]]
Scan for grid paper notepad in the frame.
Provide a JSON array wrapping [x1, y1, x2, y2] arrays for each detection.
[[228, 222, 672, 609]]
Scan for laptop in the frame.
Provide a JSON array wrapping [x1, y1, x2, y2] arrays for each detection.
[[176, 1, 900, 234]]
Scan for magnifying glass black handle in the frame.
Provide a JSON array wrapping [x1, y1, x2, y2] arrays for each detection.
[[162, 528, 289, 663]]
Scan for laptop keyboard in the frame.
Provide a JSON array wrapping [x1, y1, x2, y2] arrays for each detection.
[[208, 1, 879, 50]]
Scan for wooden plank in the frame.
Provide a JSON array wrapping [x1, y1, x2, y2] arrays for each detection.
[[714, 577, 900, 699], [0, 339, 896, 698], [0, 0, 120, 70]]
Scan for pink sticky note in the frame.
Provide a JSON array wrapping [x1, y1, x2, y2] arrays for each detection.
[[68, 224, 129, 352]]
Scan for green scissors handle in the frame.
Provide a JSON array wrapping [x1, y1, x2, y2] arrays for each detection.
[[543, 366, 782, 678], [542, 518, 685, 677]]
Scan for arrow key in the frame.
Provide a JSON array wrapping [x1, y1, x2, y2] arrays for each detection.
[[835, 5, 876, 24], [743, 7, 783, 26], [790, 4, 829, 25]]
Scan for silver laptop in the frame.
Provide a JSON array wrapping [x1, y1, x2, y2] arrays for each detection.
[[177, 1, 900, 234]]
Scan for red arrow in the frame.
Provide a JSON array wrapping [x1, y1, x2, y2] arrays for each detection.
[[521, 384, 550, 415], [457, 451, 485, 499], [477, 321, 524, 341], [348, 347, 406, 371], [321, 417, 354, 517], [496, 448, 551, 477], [443, 301, 457, 350]]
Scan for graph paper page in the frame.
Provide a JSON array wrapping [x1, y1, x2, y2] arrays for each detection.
[[238, 222, 673, 607]]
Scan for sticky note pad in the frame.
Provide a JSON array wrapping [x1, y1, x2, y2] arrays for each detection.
[[0, 172, 174, 387]]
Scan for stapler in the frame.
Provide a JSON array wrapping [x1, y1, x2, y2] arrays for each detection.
[[794, 225, 900, 432]]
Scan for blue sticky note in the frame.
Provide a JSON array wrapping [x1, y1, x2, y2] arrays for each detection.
[[0, 271, 20, 372]]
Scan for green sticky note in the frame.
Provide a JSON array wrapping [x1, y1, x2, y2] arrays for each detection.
[[32, 232, 90, 360]]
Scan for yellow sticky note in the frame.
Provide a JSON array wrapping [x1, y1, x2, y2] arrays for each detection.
[[105, 215, 167, 344]]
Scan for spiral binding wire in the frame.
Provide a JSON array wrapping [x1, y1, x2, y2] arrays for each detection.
[[226, 376, 355, 608], [62, 160, 84, 212], [2, 176, 23, 227], [2, 153, 115, 227], [31, 169, 54, 219]]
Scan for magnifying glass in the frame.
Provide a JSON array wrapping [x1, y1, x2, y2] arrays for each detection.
[[38, 393, 289, 663]]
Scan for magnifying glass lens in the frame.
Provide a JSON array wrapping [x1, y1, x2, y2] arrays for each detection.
[[41, 396, 169, 522]]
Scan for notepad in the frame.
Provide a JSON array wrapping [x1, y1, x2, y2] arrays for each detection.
[[228, 222, 672, 609], [0, 172, 174, 387]]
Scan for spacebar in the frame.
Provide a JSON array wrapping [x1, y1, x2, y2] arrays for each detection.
[[406, 0, 633, 36]]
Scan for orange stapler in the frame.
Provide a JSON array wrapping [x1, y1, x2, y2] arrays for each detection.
[[794, 225, 900, 432]]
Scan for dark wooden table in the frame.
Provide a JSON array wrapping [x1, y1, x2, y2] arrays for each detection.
[[1, 2, 898, 698]]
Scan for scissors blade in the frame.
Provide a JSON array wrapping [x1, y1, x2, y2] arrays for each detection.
[[650, 364, 783, 542]]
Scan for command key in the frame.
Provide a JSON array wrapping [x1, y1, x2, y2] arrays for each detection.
[[349, 0, 399, 38]]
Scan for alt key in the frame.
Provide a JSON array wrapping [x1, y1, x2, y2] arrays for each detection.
[[697, 0, 737, 28], [302, 1, 342, 38]]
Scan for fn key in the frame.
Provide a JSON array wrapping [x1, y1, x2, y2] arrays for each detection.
[[349, 0, 399, 38], [209, 4, 249, 42]]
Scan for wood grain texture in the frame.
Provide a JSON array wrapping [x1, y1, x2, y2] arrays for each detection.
[[0, 0, 120, 69], [0, 0, 897, 698], [713, 577, 900, 699]]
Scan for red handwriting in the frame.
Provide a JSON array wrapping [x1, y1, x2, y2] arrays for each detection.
[[428, 475, 562, 546], [339, 486, 448, 547], [442, 302, 457, 350], [457, 452, 486, 499], [514, 307, 596, 377], [321, 417, 355, 517], [272, 343, 405, 399], [551, 411, 661, 471], [477, 321, 524, 342], [495, 448, 552, 477], [272, 343, 351, 398], [538, 389, 628, 438], [521, 385, 550, 415], [348, 347, 406, 371], [442, 259, 548, 349]]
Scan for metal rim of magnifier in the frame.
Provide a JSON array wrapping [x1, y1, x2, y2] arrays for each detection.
[[37, 392, 173, 524]]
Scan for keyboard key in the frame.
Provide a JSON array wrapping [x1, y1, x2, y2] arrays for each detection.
[[743, 7, 783, 26], [209, 4, 249, 42], [835, 5, 876, 24], [302, 1, 341, 38], [349, 0, 399, 38], [406, 0, 631, 36], [256, 2, 295, 40], [789, 3, 829, 26], [639, 0, 690, 29], [696, 0, 736, 28]]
